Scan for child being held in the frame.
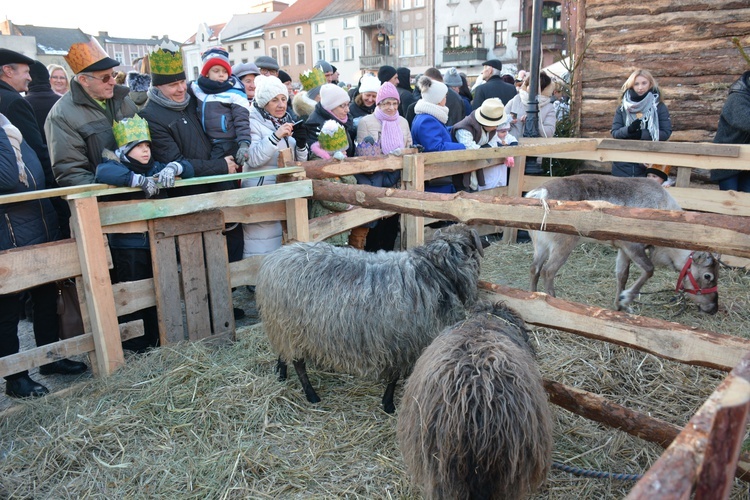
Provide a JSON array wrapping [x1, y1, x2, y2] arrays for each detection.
[[95, 115, 194, 197], [191, 47, 252, 166]]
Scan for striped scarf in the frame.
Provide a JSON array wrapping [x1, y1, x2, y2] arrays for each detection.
[[621, 89, 660, 141]]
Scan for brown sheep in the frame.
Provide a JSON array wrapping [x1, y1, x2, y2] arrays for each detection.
[[397, 301, 553, 499]]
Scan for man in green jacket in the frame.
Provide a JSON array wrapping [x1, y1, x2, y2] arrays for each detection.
[[45, 37, 137, 186]]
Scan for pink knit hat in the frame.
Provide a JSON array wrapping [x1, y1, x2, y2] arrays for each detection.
[[376, 82, 400, 104]]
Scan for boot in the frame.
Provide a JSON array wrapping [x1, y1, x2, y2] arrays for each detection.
[[6, 374, 49, 398], [348, 227, 369, 250]]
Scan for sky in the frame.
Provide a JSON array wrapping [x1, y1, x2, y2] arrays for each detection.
[[3, 1, 293, 43]]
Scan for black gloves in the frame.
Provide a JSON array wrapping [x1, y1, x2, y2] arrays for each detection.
[[480, 143, 493, 148], [627, 119, 642, 138], [291, 124, 308, 148]]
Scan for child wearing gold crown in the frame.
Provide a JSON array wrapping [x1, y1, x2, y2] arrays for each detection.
[[95, 115, 194, 197], [190, 47, 253, 167]]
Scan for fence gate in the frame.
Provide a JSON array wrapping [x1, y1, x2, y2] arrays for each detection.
[[148, 210, 235, 345]]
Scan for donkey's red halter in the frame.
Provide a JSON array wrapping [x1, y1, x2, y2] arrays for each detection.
[[675, 253, 718, 295]]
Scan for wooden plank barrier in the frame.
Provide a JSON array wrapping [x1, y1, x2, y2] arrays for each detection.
[[148, 210, 234, 345]]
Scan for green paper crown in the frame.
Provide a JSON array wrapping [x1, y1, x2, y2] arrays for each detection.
[[300, 68, 326, 91], [318, 121, 349, 153], [113, 115, 151, 148], [148, 48, 184, 76]]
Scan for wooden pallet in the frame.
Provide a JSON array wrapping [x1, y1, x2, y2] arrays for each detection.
[[148, 210, 235, 345]]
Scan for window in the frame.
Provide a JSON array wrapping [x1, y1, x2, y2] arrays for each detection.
[[401, 0, 411, 8], [315, 22, 325, 34], [494, 20, 507, 48], [330, 39, 340, 62], [317, 41, 326, 61], [282, 46, 290, 66], [228, 45, 234, 52], [296, 27, 303, 35], [229, 59, 235, 66], [114, 52, 123, 63], [242, 58, 248, 63], [446, 26, 459, 49], [415, 28, 425, 55], [344, 36, 354, 60], [270, 47, 278, 61], [470, 23, 483, 48], [296, 43, 306, 65], [400, 30, 412, 56], [254, 41, 261, 49], [282, 29, 288, 38], [270, 32, 276, 40], [414, 0, 424, 6], [241, 43, 246, 50], [192, 66, 199, 80], [543, 2, 562, 30], [344, 17, 356, 29]]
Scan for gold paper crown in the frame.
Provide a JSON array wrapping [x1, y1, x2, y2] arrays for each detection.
[[148, 47, 184, 76], [64, 36, 110, 74], [112, 115, 151, 148], [300, 68, 326, 91]]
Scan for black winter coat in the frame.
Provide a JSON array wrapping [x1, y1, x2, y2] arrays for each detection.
[[472, 75, 517, 109], [0, 80, 55, 188], [304, 102, 357, 159], [0, 129, 59, 251], [24, 79, 60, 146], [139, 93, 235, 195], [711, 71, 750, 182]]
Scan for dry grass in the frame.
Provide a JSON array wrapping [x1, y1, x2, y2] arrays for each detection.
[[1, 241, 750, 499]]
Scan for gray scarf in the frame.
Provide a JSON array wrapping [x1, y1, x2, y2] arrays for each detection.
[[147, 87, 191, 111], [621, 90, 660, 142]]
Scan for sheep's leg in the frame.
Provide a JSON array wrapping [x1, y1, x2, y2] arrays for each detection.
[[276, 357, 287, 381], [381, 378, 399, 414], [616, 243, 653, 312], [292, 359, 321, 404], [529, 231, 547, 292], [539, 234, 579, 297], [615, 249, 631, 311]]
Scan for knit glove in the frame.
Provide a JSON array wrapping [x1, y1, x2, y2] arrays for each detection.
[[235, 141, 251, 165], [291, 124, 308, 148], [132, 174, 159, 198], [156, 162, 183, 188], [627, 119, 642, 138]]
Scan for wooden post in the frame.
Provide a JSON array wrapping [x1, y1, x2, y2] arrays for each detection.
[[69, 197, 125, 375], [502, 155, 526, 244], [675, 166, 692, 188], [278, 148, 310, 243], [400, 154, 425, 249]]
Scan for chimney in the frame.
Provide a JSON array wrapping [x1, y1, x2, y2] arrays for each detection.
[[98, 31, 108, 38]]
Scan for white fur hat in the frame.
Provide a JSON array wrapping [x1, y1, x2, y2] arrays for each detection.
[[254, 75, 288, 108], [418, 76, 448, 105], [320, 83, 350, 111], [358, 74, 381, 94]]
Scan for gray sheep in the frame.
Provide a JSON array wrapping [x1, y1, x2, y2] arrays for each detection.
[[397, 301, 553, 499], [256, 223, 485, 413]]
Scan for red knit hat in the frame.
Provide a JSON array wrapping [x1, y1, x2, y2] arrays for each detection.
[[200, 47, 232, 77]]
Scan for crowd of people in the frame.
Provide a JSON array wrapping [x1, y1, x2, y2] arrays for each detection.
[[0, 36, 747, 398]]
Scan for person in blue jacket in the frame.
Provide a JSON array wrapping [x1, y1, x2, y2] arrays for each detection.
[[410, 76, 466, 193], [0, 111, 88, 397], [95, 115, 193, 351]]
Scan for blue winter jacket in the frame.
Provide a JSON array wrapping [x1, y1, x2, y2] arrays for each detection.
[[411, 113, 466, 153], [0, 128, 60, 250]]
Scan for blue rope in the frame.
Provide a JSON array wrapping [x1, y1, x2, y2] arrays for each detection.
[[552, 461, 643, 481]]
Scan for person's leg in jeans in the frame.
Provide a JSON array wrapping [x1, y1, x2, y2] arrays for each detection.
[[0, 292, 48, 397]]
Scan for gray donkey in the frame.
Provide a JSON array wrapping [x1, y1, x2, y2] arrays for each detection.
[[525, 175, 719, 314]]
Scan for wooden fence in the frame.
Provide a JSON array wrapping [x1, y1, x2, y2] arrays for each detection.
[[1, 138, 750, 497]]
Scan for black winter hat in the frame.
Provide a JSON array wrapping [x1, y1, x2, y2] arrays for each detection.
[[482, 59, 503, 71], [377, 65, 397, 84], [27, 60, 52, 92], [0, 48, 35, 67], [278, 70, 292, 84], [396, 67, 411, 90]]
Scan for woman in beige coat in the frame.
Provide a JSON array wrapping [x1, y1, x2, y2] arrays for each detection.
[[354, 82, 412, 251]]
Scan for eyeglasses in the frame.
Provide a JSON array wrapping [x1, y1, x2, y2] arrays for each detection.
[[82, 71, 117, 83], [259, 68, 278, 76], [378, 101, 399, 108]]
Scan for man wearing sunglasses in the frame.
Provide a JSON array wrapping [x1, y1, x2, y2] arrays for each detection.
[[45, 37, 137, 186]]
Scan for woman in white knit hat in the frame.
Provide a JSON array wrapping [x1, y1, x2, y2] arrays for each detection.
[[304, 83, 356, 159], [240, 74, 309, 257], [410, 75, 466, 193], [350, 73, 381, 126]]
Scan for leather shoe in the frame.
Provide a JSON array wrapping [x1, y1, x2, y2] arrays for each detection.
[[6, 374, 49, 398], [39, 358, 88, 376]]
